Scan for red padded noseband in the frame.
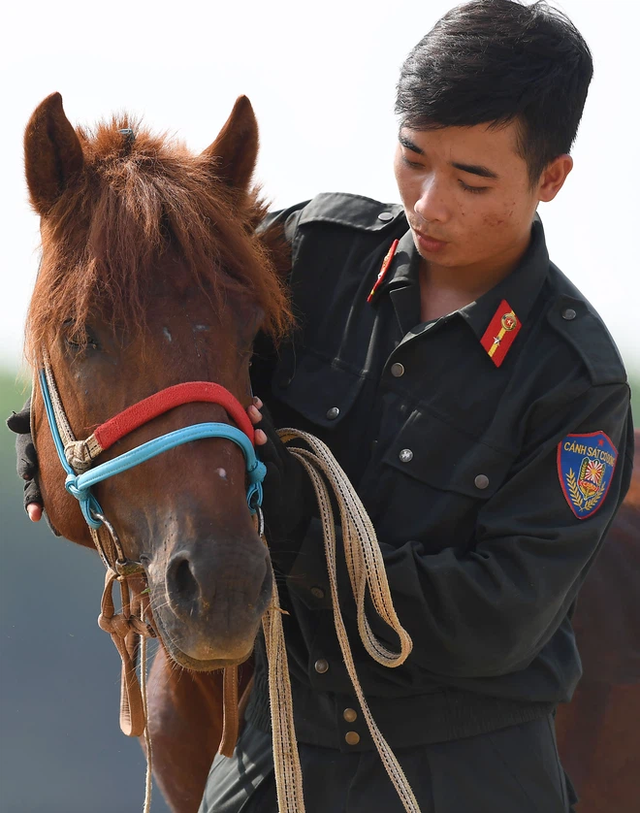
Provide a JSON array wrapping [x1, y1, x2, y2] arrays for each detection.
[[93, 382, 255, 450]]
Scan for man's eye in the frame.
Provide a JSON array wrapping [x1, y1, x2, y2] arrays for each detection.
[[459, 180, 488, 194], [402, 155, 423, 170]]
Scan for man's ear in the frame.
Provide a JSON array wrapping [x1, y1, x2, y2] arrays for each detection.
[[538, 154, 573, 203]]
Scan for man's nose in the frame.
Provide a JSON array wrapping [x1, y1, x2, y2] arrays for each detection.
[[414, 176, 451, 224]]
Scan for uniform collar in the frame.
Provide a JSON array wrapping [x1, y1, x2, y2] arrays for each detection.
[[383, 229, 422, 334], [457, 216, 550, 340], [384, 228, 419, 290], [378, 215, 550, 339]]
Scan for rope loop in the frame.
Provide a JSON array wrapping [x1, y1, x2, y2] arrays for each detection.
[[63, 474, 86, 500], [98, 611, 133, 639], [64, 476, 104, 529], [262, 428, 421, 813]]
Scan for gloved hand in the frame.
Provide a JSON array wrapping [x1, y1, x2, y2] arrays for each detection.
[[6, 399, 56, 532], [248, 397, 314, 564]]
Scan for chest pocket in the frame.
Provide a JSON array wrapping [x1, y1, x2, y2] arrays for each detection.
[[271, 348, 366, 430], [382, 408, 515, 500]]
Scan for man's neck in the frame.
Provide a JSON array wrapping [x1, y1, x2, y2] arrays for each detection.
[[418, 236, 531, 322]]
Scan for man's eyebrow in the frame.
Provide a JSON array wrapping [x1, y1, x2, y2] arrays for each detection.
[[451, 161, 499, 180], [398, 134, 424, 154], [399, 133, 500, 180]]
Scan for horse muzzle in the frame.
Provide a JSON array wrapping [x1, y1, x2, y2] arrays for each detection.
[[147, 533, 272, 669]]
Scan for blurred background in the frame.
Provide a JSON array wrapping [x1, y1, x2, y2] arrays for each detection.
[[1, 1, 637, 811]]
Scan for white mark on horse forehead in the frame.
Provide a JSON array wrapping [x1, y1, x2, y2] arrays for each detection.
[[163, 327, 172, 342], [194, 324, 210, 332], [215, 467, 228, 481]]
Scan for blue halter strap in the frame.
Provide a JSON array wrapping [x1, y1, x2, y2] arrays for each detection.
[[39, 369, 266, 530]]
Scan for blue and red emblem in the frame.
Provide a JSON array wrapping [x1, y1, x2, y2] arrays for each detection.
[[557, 431, 618, 520]]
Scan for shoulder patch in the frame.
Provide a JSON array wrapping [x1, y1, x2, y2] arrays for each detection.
[[297, 192, 404, 232], [557, 432, 618, 519]]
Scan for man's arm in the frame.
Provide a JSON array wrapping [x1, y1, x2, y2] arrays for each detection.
[[281, 381, 633, 679]]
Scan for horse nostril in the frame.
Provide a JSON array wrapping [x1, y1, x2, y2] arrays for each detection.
[[167, 555, 200, 610]]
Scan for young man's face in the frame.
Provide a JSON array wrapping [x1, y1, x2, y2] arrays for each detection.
[[393, 120, 567, 279]]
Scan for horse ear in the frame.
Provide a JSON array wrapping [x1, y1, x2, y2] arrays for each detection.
[[201, 96, 259, 193], [24, 92, 84, 215]]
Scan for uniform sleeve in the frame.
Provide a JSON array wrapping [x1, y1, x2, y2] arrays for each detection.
[[280, 381, 634, 679]]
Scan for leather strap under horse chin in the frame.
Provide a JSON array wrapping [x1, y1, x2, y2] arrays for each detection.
[[36, 354, 266, 746]]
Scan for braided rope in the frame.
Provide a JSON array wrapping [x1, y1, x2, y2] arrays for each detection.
[[263, 561, 306, 813], [140, 627, 153, 813], [261, 429, 420, 813], [42, 354, 76, 448]]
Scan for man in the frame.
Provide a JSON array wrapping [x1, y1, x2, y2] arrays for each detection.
[[12, 1, 634, 811]]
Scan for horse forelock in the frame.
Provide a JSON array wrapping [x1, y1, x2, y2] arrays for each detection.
[[26, 115, 291, 363]]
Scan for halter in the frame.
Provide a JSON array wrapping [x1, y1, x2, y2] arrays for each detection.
[[39, 365, 266, 533], [36, 356, 267, 746]]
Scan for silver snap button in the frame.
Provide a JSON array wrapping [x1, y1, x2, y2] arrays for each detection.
[[390, 362, 405, 378], [377, 212, 393, 222], [314, 658, 329, 674], [343, 708, 358, 723], [562, 308, 577, 321], [326, 406, 340, 420], [399, 448, 413, 463], [474, 474, 490, 490], [345, 731, 361, 745], [310, 586, 325, 600]]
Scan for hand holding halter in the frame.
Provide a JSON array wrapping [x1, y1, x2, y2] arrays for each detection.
[[247, 397, 315, 566], [7, 400, 51, 528]]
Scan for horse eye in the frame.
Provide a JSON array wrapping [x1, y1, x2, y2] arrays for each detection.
[[65, 335, 81, 349], [63, 322, 100, 352]]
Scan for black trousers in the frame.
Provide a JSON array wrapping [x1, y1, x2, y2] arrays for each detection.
[[198, 715, 578, 813]]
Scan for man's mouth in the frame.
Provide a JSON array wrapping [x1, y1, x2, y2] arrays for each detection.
[[412, 227, 449, 251]]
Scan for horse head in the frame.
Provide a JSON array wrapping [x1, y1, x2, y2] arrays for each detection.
[[24, 92, 291, 671]]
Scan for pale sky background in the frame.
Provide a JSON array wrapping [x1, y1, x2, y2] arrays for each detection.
[[1, 0, 638, 376]]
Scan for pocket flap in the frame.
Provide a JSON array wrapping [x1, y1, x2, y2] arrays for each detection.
[[383, 410, 513, 499], [272, 350, 365, 429]]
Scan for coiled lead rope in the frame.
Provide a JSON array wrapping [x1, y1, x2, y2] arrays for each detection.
[[262, 428, 420, 813]]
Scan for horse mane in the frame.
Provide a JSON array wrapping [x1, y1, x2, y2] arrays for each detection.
[[26, 115, 292, 361]]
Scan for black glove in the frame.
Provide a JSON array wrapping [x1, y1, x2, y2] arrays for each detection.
[[254, 404, 314, 566], [6, 399, 59, 535]]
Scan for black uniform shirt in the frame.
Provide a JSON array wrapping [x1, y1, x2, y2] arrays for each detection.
[[247, 193, 634, 752]]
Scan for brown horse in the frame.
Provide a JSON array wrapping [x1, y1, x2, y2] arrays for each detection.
[[23, 90, 290, 796], [23, 93, 640, 813]]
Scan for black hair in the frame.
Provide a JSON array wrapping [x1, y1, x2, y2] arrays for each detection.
[[395, 0, 593, 182]]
